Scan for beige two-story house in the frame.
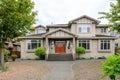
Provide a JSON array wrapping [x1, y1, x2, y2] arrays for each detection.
[[20, 15, 116, 60]]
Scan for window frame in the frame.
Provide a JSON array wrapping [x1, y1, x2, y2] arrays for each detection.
[[78, 40, 90, 51], [77, 23, 91, 33], [101, 28, 107, 33], [36, 29, 46, 34], [26, 39, 42, 51], [99, 40, 111, 51]]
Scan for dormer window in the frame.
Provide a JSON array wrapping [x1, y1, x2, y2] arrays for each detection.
[[78, 23, 91, 33], [37, 29, 46, 34], [101, 28, 106, 33]]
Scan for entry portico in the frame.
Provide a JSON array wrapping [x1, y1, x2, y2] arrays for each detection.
[[43, 28, 77, 59]]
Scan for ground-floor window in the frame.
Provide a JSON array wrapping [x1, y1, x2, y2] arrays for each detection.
[[100, 40, 110, 50], [78, 40, 90, 50], [27, 39, 41, 50]]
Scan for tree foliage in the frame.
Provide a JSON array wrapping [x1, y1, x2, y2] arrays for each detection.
[[102, 54, 120, 80], [0, 0, 37, 42], [0, 0, 37, 66], [99, 0, 120, 33]]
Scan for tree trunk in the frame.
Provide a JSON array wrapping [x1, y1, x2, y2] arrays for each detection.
[[0, 48, 4, 67]]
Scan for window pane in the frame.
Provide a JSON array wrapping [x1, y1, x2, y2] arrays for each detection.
[[37, 29, 46, 34], [28, 43, 31, 50], [101, 43, 103, 50], [31, 43, 37, 49]]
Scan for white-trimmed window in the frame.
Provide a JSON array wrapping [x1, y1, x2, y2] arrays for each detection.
[[78, 40, 90, 50], [37, 29, 46, 34], [27, 40, 41, 50], [101, 28, 107, 33], [100, 40, 110, 50], [78, 23, 91, 33]]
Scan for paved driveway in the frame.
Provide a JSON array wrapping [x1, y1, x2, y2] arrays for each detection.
[[42, 61, 74, 80]]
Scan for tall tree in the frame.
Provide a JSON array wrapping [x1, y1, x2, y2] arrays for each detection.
[[0, 0, 37, 66], [99, 0, 120, 33]]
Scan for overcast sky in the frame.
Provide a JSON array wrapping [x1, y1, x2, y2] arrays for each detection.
[[32, 0, 114, 26]]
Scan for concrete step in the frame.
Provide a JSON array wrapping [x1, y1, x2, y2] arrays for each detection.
[[47, 54, 73, 61]]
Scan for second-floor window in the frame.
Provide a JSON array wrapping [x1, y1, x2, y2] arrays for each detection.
[[101, 28, 107, 33], [78, 24, 91, 33], [37, 29, 46, 34]]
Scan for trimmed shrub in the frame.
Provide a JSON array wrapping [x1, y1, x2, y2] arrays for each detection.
[[102, 54, 120, 80], [76, 47, 86, 59], [35, 47, 46, 60], [11, 54, 18, 61], [4, 49, 10, 62]]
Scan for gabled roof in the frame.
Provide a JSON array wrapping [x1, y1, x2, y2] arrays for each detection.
[[47, 24, 68, 28], [43, 28, 77, 37], [96, 24, 109, 28], [20, 33, 45, 39], [69, 15, 100, 24], [34, 25, 46, 29]]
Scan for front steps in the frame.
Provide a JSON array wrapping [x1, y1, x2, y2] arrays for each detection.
[[47, 54, 73, 61]]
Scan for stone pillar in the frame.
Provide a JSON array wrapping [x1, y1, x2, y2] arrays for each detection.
[[45, 37, 49, 60], [73, 37, 76, 60]]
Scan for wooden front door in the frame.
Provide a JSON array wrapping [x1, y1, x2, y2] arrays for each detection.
[[55, 41, 66, 53]]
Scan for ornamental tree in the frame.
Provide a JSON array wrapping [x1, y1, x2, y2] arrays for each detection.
[[0, 0, 37, 66]]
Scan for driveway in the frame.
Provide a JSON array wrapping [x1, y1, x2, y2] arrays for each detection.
[[0, 60, 52, 80], [42, 61, 74, 80]]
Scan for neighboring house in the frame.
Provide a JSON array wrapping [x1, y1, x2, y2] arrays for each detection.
[[20, 15, 116, 60]]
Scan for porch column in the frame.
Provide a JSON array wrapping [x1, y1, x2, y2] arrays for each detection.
[[73, 37, 76, 60], [45, 37, 49, 60]]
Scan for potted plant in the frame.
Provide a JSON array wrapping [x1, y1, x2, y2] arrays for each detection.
[[76, 47, 86, 59], [35, 47, 46, 60], [11, 54, 18, 61]]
